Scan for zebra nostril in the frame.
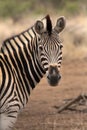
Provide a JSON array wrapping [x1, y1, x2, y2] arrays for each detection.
[[58, 74, 61, 80], [47, 75, 50, 80]]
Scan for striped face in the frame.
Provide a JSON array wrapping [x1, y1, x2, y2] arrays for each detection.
[[38, 31, 63, 86], [35, 15, 66, 86]]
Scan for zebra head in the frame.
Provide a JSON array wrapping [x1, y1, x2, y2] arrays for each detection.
[[35, 15, 66, 86]]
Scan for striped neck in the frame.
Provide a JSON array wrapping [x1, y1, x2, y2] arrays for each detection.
[[1, 27, 46, 92]]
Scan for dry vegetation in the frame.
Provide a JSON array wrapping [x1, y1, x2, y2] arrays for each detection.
[[62, 16, 87, 60], [0, 15, 87, 59], [0, 15, 87, 130]]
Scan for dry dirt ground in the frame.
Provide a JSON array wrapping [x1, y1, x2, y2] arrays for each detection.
[[14, 59, 87, 130]]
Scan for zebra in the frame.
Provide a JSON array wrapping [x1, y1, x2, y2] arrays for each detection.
[[0, 15, 66, 130]]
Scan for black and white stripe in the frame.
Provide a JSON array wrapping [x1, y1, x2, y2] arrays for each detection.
[[0, 15, 65, 130]]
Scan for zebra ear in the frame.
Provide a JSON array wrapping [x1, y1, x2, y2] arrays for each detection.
[[35, 20, 44, 34], [54, 16, 66, 33]]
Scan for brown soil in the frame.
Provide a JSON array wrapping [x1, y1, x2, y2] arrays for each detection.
[[14, 59, 87, 130]]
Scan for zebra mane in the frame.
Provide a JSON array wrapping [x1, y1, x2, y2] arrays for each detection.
[[45, 15, 52, 36]]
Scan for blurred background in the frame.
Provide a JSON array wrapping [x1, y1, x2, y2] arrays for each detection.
[[0, 0, 87, 59], [1, 1, 87, 129]]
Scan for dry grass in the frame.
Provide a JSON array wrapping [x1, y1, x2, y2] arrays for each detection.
[[61, 16, 87, 60]]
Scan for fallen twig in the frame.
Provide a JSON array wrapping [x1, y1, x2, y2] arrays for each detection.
[[57, 94, 84, 113]]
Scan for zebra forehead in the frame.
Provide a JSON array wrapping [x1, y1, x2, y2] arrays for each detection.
[[42, 37, 61, 47]]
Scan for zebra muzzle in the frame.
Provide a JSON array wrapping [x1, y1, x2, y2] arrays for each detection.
[[47, 66, 61, 86]]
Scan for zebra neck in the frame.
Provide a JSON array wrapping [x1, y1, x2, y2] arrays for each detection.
[[22, 46, 46, 90], [19, 28, 46, 89], [1, 27, 45, 92]]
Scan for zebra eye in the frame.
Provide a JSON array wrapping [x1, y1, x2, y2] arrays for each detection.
[[38, 37, 41, 42], [60, 44, 63, 49], [38, 45, 43, 52]]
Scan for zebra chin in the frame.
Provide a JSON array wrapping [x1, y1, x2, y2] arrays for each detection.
[[47, 74, 61, 86]]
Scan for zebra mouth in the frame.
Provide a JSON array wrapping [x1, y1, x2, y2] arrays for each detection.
[[47, 74, 61, 86]]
